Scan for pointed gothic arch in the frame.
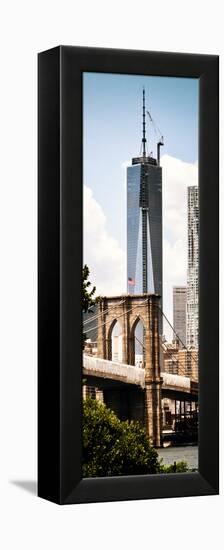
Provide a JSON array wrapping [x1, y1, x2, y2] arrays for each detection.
[[128, 315, 145, 366], [107, 318, 122, 362]]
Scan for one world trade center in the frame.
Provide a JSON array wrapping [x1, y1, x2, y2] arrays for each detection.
[[127, 88, 163, 306]]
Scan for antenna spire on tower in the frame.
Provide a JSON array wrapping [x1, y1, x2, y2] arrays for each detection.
[[142, 87, 146, 157]]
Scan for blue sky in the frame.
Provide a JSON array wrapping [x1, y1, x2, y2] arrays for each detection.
[[83, 72, 198, 242], [83, 72, 198, 326]]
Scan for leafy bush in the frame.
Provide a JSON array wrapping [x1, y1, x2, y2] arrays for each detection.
[[83, 398, 160, 477], [82, 398, 189, 477]]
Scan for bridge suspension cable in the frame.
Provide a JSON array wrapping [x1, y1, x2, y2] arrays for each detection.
[[83, 299, 126, 326], [84, 299, 148, 335], [134, 334, 194, 378], [155, 304, 198, 368], [133, 306, 197, 374], [83, 298, 198, 372]]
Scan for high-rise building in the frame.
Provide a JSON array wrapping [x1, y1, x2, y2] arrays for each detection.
[[187, 186, 199, 348], [173, 286, 187, 347], [127, 89, 163, 301]]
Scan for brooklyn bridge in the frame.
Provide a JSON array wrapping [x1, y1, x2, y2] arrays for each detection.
[[83, 294, 198, 448]]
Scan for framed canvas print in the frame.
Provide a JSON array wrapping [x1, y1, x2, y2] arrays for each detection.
[[38, 46, 219, 504]]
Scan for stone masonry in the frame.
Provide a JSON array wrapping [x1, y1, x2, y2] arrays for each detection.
[[97, 294, 162, 447]]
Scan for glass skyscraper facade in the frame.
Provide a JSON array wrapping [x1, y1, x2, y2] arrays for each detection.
[[127, 157, 162, 298]]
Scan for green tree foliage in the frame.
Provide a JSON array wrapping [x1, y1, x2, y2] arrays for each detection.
[[82, 265, 96, 313], [82, 398, 160, 477], [82, 398, 189, 477]]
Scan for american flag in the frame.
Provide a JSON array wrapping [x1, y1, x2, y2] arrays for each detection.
[[128, 277, 135, 286]]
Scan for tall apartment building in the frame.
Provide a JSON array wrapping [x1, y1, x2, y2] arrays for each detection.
[[127, 89, 163, 301], [187, 186, 199, 348], [173, 286, 187, 347]]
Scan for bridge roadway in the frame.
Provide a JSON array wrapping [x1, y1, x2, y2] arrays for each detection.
[[83, 354, 198, 401]]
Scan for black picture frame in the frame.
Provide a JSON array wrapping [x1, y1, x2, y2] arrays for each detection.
[[38, 45, 219, 505]]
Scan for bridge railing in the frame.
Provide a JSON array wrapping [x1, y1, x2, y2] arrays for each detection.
[[161, 372, 191, 391], [83, 354, 145, 388], [83, 354, 197, 395]]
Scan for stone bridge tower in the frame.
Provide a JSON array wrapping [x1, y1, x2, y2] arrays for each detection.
[[97, 294, 162, 447]]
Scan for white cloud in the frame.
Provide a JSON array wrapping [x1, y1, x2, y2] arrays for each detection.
[[162, 154, 198, 242], [161, 154, 198, 328], [84, 186, 125, 296]]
